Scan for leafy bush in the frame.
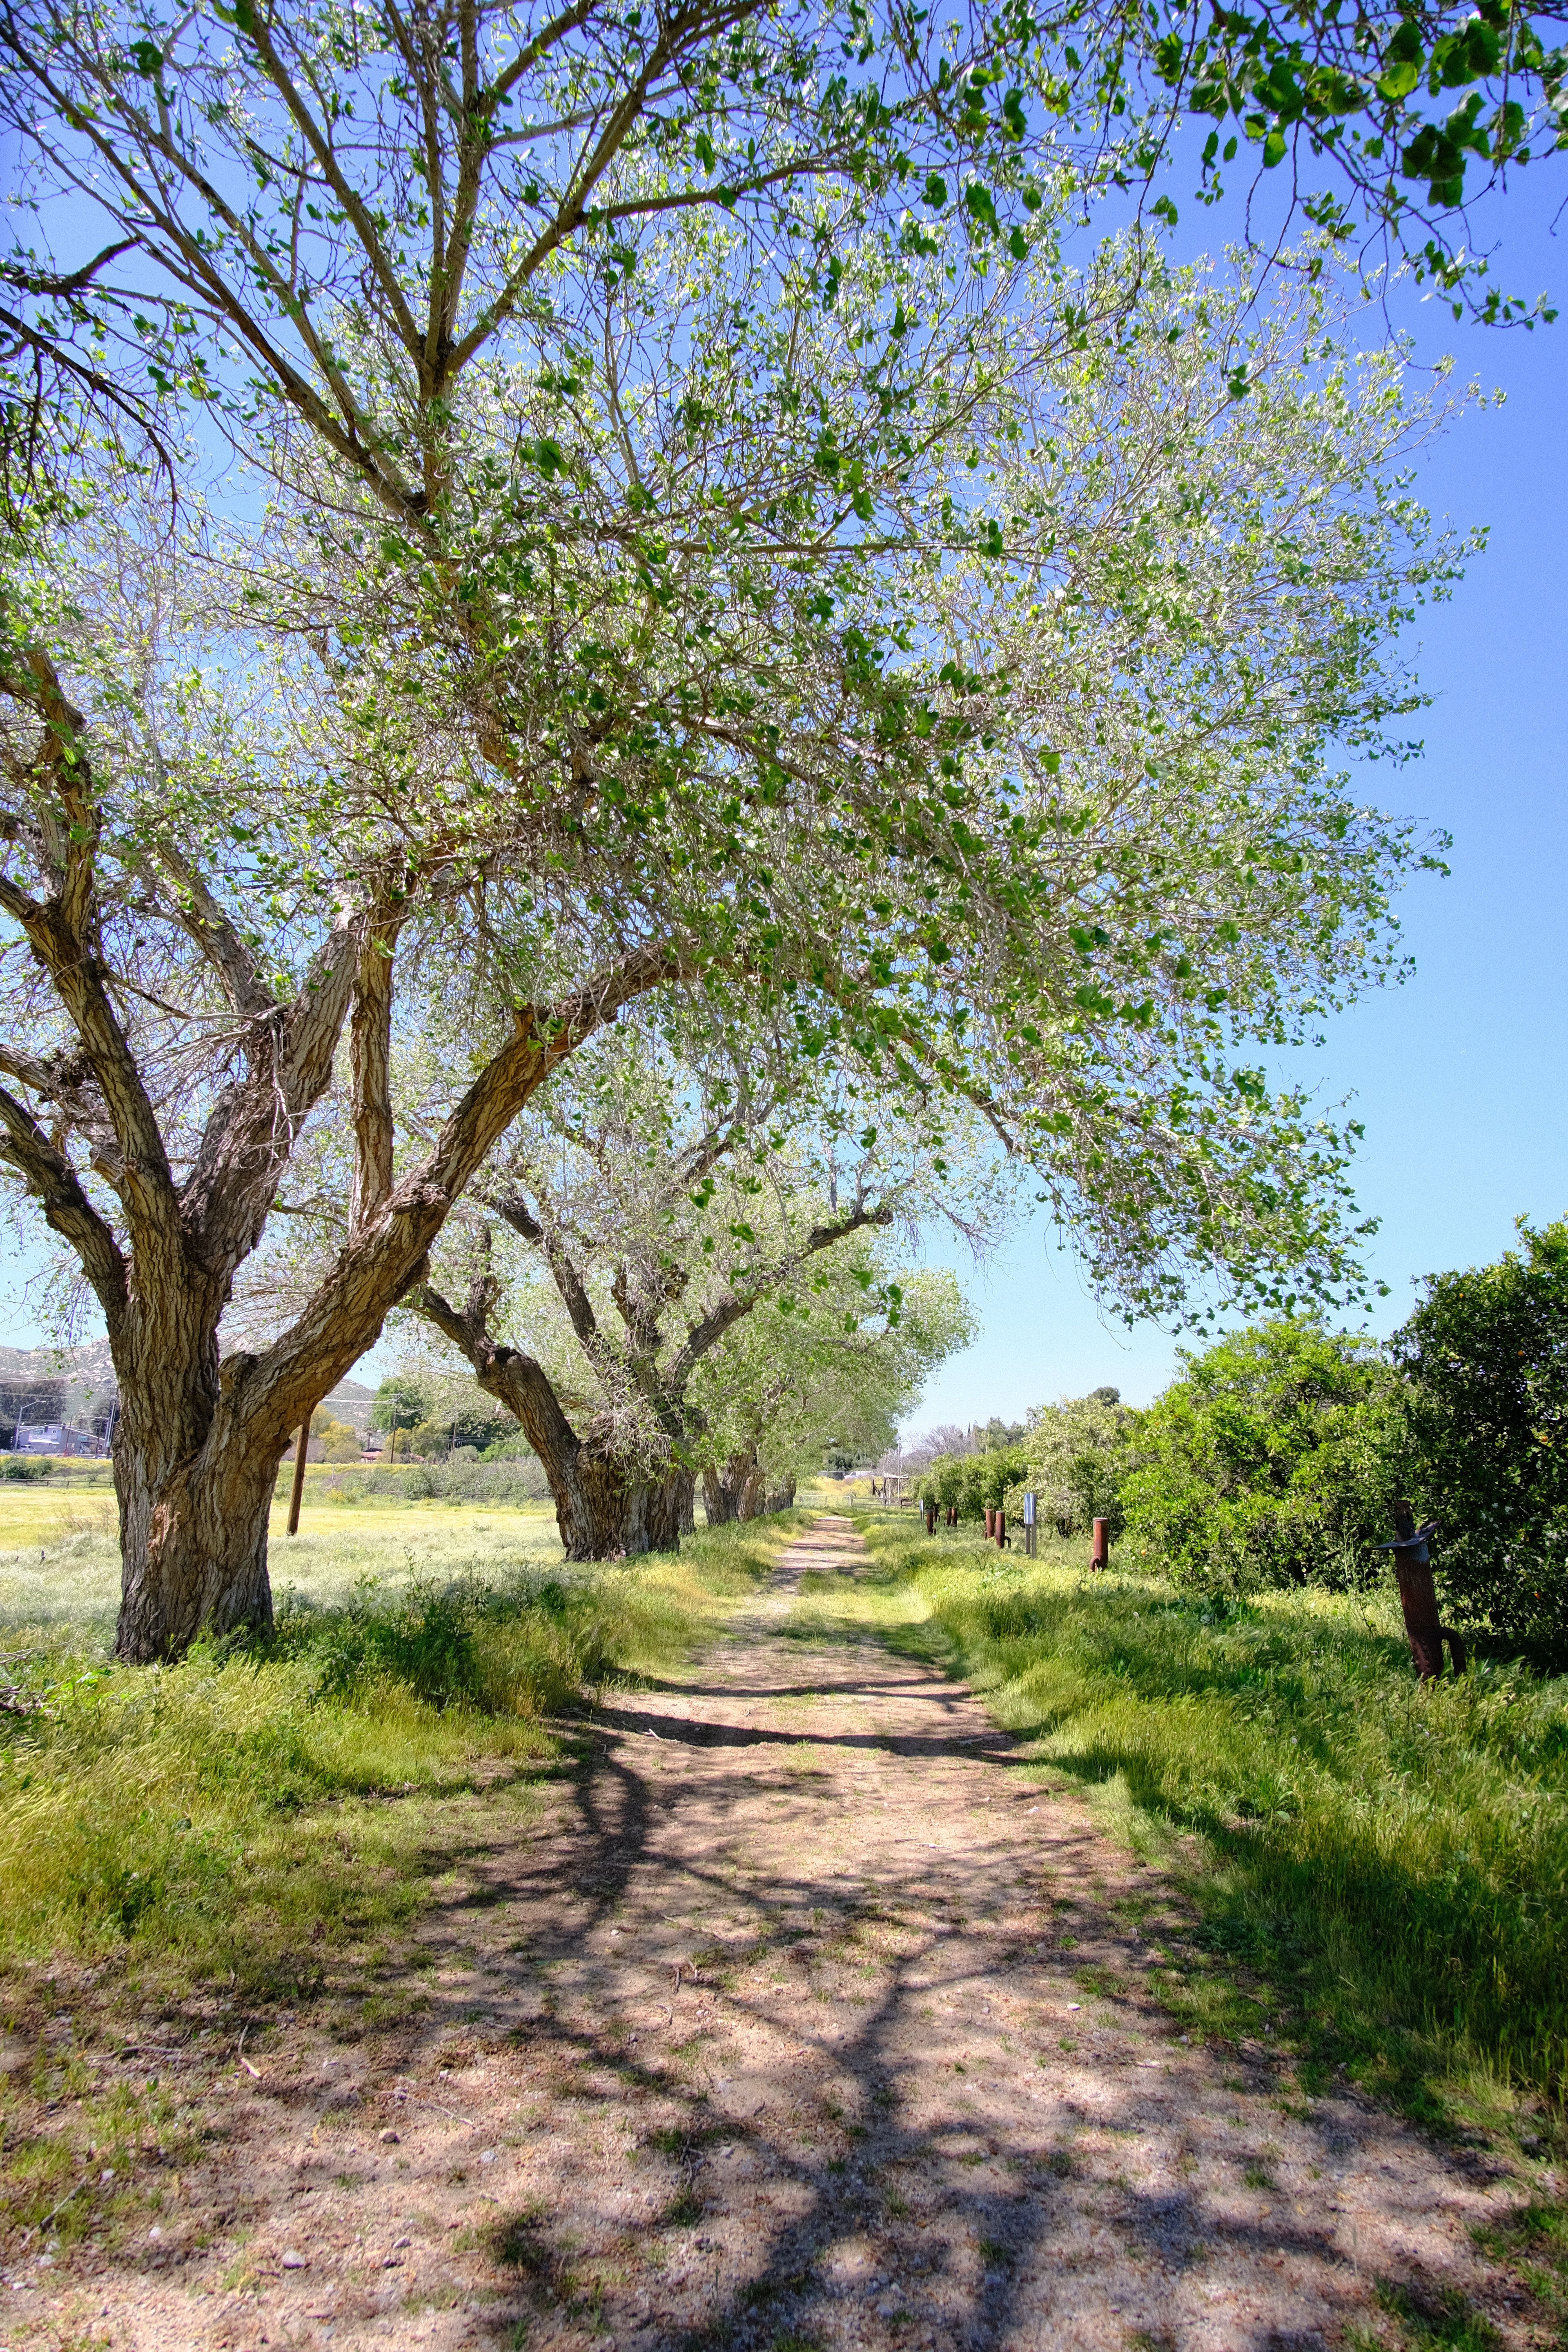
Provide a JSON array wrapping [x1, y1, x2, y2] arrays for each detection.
[[917, 1443, 1027, 1521], [1120, 1320, 1401, 1592], [1008, 1385, 1137, 1537], [1, 1454, 52, 1482], [1394, 1218, 1568, 1668]]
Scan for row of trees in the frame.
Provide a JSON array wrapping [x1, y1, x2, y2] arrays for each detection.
[[960, 1220, 1568, 1665], [2, 0, 1542, 1661]]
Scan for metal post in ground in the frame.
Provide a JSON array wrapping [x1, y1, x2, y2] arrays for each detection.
[[1023, 1490, 1037, 1559], [1091, 1517, 1109, 1572], [1380, 1502, 1467, 1678], [287, 1423, 309, 1536]]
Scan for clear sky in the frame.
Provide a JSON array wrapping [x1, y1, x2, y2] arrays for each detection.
[[2, 172, 1563, 1428]]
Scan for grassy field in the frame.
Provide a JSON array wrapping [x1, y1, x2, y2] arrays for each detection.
[[0, 1479, 569, 1649], [0, 1486, 799, 2007], [840, 1511, 1568, 2150]]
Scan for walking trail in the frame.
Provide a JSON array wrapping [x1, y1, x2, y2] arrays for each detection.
[[35, 1517, 1535, 2351]]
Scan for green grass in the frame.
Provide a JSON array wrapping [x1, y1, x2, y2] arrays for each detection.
[[0, 1505, 795, 1991], [0, 1500, 800, 2250], [844, 1512, 1568, 2142]]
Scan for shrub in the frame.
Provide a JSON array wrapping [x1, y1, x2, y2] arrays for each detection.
[[1, 1454, 53, 1481], [1393, 1218, 1568, 1668], [1008, 1385, 1137, 1537], [1120, 1320, 1402, 1592]]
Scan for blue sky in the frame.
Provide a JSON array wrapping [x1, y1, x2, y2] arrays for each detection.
[[913, 186, 1568, 1428], [2, 170, 1563, 1425]]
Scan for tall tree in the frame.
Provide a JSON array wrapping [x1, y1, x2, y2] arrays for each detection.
[[397, 1003, 993, 1552], [0, 219, 1461, 1657]]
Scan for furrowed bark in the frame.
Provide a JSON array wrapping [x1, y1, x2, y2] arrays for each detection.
[[413, 1278, 688, 1560], [0, 644, 685, 1662]]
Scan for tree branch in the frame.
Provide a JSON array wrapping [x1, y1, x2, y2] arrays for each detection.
[[0, 1080, 127, 1327], [348, 915, 400, 1234], [666, 1198, 894, 1394]]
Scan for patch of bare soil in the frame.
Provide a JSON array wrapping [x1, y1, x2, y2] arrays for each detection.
[[4, 1517, 1549, 2351]]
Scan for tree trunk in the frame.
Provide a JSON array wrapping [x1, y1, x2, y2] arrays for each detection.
[[419, 1318, 685, 1561], [109, 1305, 284, 1661], [702, 1449, 758, 1525], [738, 1467, 766, 1521]]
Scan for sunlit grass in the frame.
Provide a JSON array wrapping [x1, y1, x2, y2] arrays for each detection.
[[0, 1484, 568, 1650], [837, 1512, 1568, 2140], [0, 1503, 799, 2002]]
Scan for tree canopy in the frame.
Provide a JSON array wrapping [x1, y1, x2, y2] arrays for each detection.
[[0, 4, 1474, 1653]]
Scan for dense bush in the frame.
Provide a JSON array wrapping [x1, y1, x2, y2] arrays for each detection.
[[0, 1454, 53, 1481], [1394, 1218, 1568, 1668], [917, 1442, 1027, 1522], [1008, 1385, 1136, 1537], [1120, 1320, 1401, 1592]]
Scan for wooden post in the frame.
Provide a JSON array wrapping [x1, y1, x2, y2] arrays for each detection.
[[287, 1423, 309, 1536]]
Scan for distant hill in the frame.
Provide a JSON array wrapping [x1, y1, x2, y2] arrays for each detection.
[[0, 1345, 376, 1434]]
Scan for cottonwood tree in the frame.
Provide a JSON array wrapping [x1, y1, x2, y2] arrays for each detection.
[[1, 225, 1464, 1656], [0, 500, 699, 1656], [395, 1002, 994, 1552], [687, 1256, 973, 1516]]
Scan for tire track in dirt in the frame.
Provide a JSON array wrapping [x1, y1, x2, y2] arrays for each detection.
[[24, 1515, 1536, 2351]]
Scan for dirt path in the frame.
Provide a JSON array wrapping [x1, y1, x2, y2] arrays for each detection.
[[18, 1517, 1535, 2352]]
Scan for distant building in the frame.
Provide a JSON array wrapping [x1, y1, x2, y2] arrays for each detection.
[[13, 1421, 107, 1456]]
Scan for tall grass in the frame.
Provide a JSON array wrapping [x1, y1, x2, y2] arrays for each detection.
[[0, 1513, 796, 2003], [853, 1515, 1568, 2127]]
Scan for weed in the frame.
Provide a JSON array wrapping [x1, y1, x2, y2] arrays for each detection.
[[486, 2206, 551, 2272], [1372, 2279, 1504, 2348]]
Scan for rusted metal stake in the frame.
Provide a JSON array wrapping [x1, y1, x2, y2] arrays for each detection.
[[286, 1423, 308, 1536], [1382, 1501, 1466, 1679], [1091, 1517, 1110, 1572], [995, 1508, 1007, 1550]]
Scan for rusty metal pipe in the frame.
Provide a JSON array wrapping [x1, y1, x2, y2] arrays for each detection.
[[1383, 1501, 1466, 1679], [1091, 1517, 1109, 1572], [286, 1422, 309, 1537]]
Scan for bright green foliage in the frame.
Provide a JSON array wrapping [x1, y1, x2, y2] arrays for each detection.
[[854, 1516, 1568, 2121], [918, 1441, 1028, 1519], [1009, 1385, 1138, 1537], [369, 1378, 432, 1436], [1136, 0, 1566, 325], [1393, 1219, 1568, 1668], [0, 1520, 790, 1997], [1120, 1320, 1403, 1591]]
